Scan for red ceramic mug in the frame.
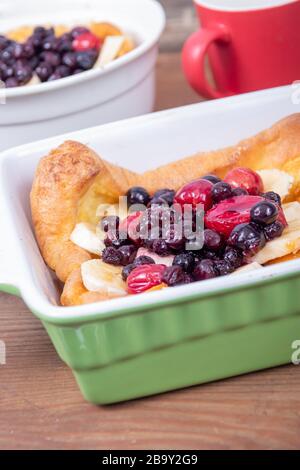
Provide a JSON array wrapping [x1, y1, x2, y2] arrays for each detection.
[[182, 0, 300, 98]]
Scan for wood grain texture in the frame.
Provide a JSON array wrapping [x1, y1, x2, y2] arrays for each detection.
[[0, 52, 300, 450]]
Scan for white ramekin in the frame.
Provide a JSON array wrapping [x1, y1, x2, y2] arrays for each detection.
[[0, 0, 165, 150]]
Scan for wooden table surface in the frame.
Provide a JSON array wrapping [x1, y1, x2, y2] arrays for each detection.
[[1, 52, 300, 451]]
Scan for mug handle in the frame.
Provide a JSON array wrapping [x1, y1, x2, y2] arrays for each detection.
[[182, 25, 231, 99]]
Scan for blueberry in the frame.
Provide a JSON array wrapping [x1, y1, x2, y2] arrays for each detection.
[[28, 56, 39, 70], [118, 245, 137, 266], [162, 266, 189, 287], [127, 186, 151, 207], [122, 263, 135, 281], [73, 68, 84, 75], [40, 51, 61, 67], [202, 175, 222, 185], [33, 26, 47, 37], [232, 187, 248, 196], [151, 189, 175, 206], [0, 47, 14, 65], [57, 35, 73, 53], [13, 61, 33, 84], [23, 42, 35, 59], [264, 221, 285, 241], [48, 65, 71, 81], [62, 52, 77, 69], [71, 26, 90, 39], [102, 247, 123, 266], [201, 249, 220, 260], [212, 182, 233, 203], [262, 191, 282, 206], [0, 63, 14, 80], [152, 239, 170, 256], [193, 259, 217, 281], [11, 43, 24, 59], [133, 256, 155, 267], [5, 77, 18, 88], [165, 226, 185, 251], [76, 51, 96, 70], [223, 246, 243, 269], [36, 62, 53, 81], [31, 31, 45, 48], [104, 230, 129, 248], [173, 253, 195, 273], [0, 35, 9, 51], [101, 215, 120, 233], [228, 223, 266, 255], [203, 229, 223, 251], [56, 64, 72, 77], [214, 260, 234, 276], [250, 201, 278, 226], [42, 36, 59, 52]]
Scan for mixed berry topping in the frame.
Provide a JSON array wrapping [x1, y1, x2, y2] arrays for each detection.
[[0, 26, 103, 88], [99, 168, 287, 294]]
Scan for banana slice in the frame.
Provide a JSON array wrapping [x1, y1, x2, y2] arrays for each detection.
[[231, 262, 262, 275], [258, 169, 294, 200], [81, 259, 127, 295], [96, 36, 126, 67], [70, 223, 105, 256], [253, 202, 300, 264]]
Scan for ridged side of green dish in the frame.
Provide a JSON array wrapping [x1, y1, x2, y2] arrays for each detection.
[[43, 272, 300, 404]]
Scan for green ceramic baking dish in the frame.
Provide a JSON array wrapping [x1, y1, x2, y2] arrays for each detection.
[[1, 85, 300, 404]]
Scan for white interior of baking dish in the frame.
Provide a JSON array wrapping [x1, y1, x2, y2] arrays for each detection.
[[1, 85, 300, 321]]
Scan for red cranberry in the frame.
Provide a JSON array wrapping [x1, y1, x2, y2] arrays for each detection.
[[119, 211, 143, 243], [127, 265, 166, 294], [224, 167, 263, 196], [174, 179, 213, 211], [72, 33, 101, 52], [205, 195, 265, 238]]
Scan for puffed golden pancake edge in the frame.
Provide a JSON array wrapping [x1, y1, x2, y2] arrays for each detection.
[[30, 114, 300, 306]]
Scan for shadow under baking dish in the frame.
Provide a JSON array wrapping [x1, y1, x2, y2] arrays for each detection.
[[1, 84, 300, 404]]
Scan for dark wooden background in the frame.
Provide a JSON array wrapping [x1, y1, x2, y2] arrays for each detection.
[[0, 0, 300, 451]]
